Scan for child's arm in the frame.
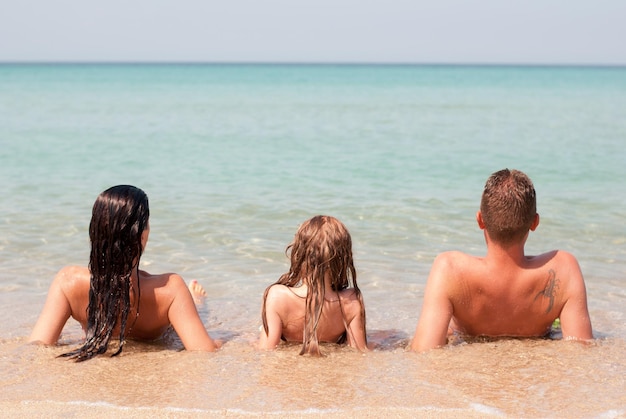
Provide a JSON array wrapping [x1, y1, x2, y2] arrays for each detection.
[[167, 274, 219, 351], [258, 286, 284, 349], [346, 304, 368, 351], [29, 268, 73, 345]]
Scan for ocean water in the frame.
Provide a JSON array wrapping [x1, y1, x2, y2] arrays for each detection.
[[0, 64, 625, 417]]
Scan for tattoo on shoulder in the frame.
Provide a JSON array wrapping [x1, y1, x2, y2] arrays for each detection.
[[534, 269, 560, 313]]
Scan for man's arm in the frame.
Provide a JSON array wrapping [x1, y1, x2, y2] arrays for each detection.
[[409, 254, 454, 352], [559, 254, 593, 340]]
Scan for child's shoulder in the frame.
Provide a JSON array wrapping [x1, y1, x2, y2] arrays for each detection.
[[338, 287, 363, 304], [337, 288, 365, 320], [264, 284, 305, 314], [266, 283, 304, 299]]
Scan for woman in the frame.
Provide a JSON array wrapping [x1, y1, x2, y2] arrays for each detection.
[[30, 185, 218, 360]]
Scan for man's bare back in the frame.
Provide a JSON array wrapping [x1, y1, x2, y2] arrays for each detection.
[[437, 249, 587, 336], [410, 169, 592, 352]]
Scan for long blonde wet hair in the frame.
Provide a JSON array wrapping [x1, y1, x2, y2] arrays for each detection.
[[261, 215, 367, 356]]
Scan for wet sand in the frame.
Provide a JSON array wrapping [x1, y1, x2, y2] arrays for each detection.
[[1, 334, 624, 418], [1, 285, 625, 419]]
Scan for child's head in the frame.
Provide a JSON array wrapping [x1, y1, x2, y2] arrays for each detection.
[[286, 215, 355, 290], [267, 215, 363, 356]]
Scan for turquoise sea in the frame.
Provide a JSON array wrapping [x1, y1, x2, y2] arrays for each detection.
[[0, 64, 625, 417]]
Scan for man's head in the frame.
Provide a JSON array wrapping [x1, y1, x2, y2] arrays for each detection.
[[479, 169, 537, 245]]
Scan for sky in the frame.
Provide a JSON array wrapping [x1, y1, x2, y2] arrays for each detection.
[[1, 0, 625, 65]]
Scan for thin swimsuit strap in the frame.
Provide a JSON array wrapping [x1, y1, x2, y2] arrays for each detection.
[[286, 285, 340, 302], [281, 285, 347, 343], [286, 286, 305, 299]]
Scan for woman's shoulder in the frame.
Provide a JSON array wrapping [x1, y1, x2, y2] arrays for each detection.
[[55, 265, 90, 286], [56, 265, 89, 277], [139, 270, 186, 289], [51, 266, 90, 300]]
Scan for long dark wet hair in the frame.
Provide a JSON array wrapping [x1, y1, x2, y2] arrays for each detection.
[[61, 185, 149, 361], [261, 215, 367, 356]]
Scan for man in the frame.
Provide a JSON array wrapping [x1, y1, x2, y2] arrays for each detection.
[[410, 169, 592, 352]]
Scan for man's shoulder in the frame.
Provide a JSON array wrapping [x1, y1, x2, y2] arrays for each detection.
[[528, 249, 580, 267], [432, 250, 481, 271], [552, 249, 579, 263], [436, 250, 476, 259], [536, 249, 585, 289], [425, 251, 484, 296]]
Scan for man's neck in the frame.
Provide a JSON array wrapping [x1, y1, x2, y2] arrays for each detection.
[[485, 236, 528, 266]]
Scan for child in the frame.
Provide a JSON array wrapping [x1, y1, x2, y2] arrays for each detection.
[[29, 185, 219, 360], [259, 215, 367, 355]]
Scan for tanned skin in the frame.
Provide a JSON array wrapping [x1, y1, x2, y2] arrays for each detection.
[[30, 227, 218, 352], [410, 210, 593, 352], [259, 282, 367, 351]]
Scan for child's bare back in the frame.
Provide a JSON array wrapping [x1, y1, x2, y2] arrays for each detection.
[[264, 284, 363, 344]]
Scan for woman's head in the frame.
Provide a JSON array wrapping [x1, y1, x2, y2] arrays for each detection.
[[89, 185, 150, 278], [63, 185, 149, 361]]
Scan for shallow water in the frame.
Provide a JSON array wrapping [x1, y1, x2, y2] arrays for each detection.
[[0, 64, 625, 417], [1, 336, 624, 418]]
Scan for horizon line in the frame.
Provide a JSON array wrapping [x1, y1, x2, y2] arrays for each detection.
[[0, 60, 625, 69]]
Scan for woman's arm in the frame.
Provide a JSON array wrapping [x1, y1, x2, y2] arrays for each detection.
[[167, 274, 218, 351], [29, 268, 74, 345]]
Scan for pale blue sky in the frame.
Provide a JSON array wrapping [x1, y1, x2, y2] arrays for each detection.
[[1, 0, 624, 65]]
